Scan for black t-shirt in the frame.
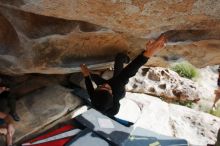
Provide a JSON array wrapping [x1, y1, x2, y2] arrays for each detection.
[[85, 54, 149, 116], [0, 91, 9, 98]]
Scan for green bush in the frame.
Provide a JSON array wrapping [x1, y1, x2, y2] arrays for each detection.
[[179, 100, 194, 108], [210, 106, 220, 117], [171, 61, 199, 79], [174, 100, 194, 108]]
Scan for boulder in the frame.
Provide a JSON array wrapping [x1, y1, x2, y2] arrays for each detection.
[[121, 92, 220, 146], [13, 85, 82, 142], [0, 1, 219, 74], [126, 67, 200, 102]]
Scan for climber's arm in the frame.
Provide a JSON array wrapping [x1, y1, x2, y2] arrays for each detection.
[[119, 34, 166, 83], [80, 64, 95, 101], [0, 112, 15, 137], [143, 34, 166, 58]]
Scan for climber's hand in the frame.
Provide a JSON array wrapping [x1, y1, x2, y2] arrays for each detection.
[[0, 86, 9, 94], [144, 34, 167, 58], [8, 124, 15, 137], [80, 64, 90, 77], [0, 128, 7, 135]]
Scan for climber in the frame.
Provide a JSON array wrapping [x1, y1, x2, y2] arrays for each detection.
[[0, 80, 20, 122], [0, 112, 15, 146], [212, 66, 220, 109], [80, 34, 167, 117]]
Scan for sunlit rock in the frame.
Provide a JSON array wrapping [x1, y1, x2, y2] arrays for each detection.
[[126, 67, 200, 102], [0, 1, 219, 74]]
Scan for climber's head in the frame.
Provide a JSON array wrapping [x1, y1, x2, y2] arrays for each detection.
[[91, 84, 113, 113]]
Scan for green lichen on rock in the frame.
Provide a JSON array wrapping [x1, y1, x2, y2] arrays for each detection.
[[171, 61, 199, 80]]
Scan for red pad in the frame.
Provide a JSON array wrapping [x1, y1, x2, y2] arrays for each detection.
[[25, 125, 74, 146]]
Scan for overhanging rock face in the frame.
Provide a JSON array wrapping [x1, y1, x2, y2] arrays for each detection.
[[0, 0, 219, 74]]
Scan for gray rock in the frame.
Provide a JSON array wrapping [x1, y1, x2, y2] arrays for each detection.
[[13, 85, 82, 143]]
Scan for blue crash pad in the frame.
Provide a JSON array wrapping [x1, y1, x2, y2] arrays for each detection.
[[75, 109, 188, 146], [123, 137, 188, 146], [66, 128, 112, 146], [75, 109, 131, 146]]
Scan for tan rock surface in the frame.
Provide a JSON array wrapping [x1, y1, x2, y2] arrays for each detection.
[[16, 0, 220, 37], [0, 1, 219, 74]]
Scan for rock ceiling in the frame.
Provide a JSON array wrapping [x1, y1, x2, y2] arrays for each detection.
[[0, 0, 219, 74]]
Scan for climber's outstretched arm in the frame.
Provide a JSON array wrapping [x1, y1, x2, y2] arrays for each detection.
[[80, 64, 95, 101], [119, 34, 167, 83], [143, 35, 166, 58]]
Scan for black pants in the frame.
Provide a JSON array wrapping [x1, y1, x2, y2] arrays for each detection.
[[0, 91, 16, 114], [90, 53, 127, 86]]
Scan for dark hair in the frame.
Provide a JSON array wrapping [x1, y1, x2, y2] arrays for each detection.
[[91, 90, 113, 112]]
